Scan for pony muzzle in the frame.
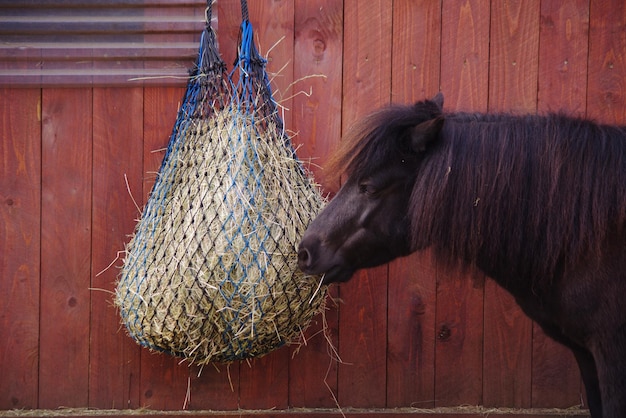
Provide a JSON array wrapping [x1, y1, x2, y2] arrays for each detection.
[[297, 232, 327, 273], [297, 245, 314, 272]]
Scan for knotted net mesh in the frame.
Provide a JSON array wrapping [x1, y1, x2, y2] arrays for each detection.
[[115, 13, 327, 364]]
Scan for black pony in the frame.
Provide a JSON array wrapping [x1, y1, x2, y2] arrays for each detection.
[[298, 93, 626, 418]]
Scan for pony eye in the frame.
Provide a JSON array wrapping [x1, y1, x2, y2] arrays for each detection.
[[358, 183, 376, 195]]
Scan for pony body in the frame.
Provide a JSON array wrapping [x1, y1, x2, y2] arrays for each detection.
[[298, 94, 626, 418]]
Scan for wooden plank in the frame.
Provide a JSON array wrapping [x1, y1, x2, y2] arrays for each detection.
[[433, 0, 490, 407], [337, 266, 388, 408], [141, 87, 186, 203], [232, 0, 296, 410], [390, 0, 441, 103], [440, 0, 490, 112], [386, 0, 441, 408], [216, 0, 241, 70], [488, 0, 540, 113], [89, 87, 144, 409], [138, 86, 240, 411], [0, 88, 41, 409], [533, 0, 589, 408], [584, 1, 626, 409], [291, 0, 344, 191], [39, 88, 92, 408], [484, 1, 539, 406], [341, 0, 393, 126], [482, 283, 532, 407], [139, 353, 191, 410], [138, 86, 193, 410], [142, 1, 241, 408], [188, 363, 240, 410], [337, 0, 392, 408], [289, 0, 343, 408], [289, 294, 340, 408], [587, 0, 626, 124], [218, 0, 303, 409], [537, 0, 590, 116], [433, 270, 484, 406], [214, 0, 303, 409], [387, 252, 437, 407], [239, 353, 290, 410]]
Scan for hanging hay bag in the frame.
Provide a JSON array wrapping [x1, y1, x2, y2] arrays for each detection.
[[115, 10, 327, 364]]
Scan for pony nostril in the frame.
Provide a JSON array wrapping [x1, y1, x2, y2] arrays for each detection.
[[297, 247, 311, 269]]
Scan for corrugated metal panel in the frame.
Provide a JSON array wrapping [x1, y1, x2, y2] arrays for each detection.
[[0, 0, 210, 86]]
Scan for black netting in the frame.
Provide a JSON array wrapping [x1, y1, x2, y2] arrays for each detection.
[[115, 4, 327, 364]]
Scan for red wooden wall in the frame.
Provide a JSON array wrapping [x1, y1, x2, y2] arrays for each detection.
[[2, 0, 624, 416]]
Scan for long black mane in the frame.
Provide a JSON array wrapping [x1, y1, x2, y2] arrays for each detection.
[[328, 100, 626, 286]]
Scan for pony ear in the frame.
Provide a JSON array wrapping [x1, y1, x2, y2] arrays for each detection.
[[410, 117, 444, 153], [431, 92, 444, 111]]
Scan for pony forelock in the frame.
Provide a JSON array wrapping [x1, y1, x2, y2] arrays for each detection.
[[325, 98, 443, 186]]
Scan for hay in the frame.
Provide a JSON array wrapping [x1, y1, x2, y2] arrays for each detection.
[[116, 107, 327, 364]]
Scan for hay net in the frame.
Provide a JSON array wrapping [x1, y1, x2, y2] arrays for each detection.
[[115, 0, 327, 365]]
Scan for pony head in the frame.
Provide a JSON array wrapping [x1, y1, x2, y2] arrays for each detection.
[[298, 93, 444, 284]]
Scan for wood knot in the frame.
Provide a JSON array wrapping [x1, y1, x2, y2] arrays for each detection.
[[438, 324, 452, 341]]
